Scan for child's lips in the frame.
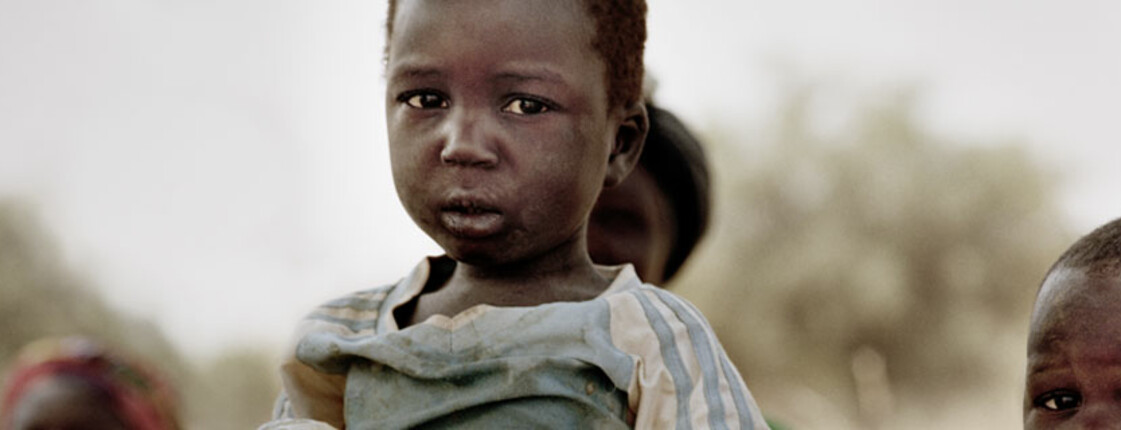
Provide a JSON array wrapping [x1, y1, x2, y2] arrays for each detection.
[[439, 200, 504, 238]]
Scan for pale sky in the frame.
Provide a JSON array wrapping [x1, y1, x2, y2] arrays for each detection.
[[1, 0, 1118, 359]]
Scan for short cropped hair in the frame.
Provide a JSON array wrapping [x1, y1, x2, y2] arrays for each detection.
[[385, 0, 647, 109], [644, 103, 711, 281], [1050, 217, 1121, 277]]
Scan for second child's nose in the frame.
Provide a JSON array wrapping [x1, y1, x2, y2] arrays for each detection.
[[440, 112, 499, 168]]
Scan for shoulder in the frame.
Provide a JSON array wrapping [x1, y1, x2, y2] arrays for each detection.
[[606, 287, 769, 429], [294, 284, 398, 340], [603, 284, 727, 381], [596, 265, 709, 327], [298, 256, 444, 335], [306, 285, 396, 329], [275, 284, 399, 377], [604, 284, 715, 332], [272, 287, 401, 426]]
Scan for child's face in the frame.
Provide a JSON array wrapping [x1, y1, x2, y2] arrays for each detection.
[[1025, 265, 1121, 428], [386, 0, 632, 265]]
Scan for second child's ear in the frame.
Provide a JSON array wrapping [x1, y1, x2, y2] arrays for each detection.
[[604, 102, 648, 188]]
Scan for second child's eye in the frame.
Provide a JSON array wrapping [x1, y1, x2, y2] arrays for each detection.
[[502, 98, 549, 115], [1035, 391, 1081, 411], [402, 92, 448, 109]]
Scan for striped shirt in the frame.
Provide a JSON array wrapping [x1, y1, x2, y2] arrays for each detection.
[[265, 257, 768, 430]]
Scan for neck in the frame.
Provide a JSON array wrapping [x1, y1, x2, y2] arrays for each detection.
[[404, 232, 614, 326], [445, 234, 613, 306], [454, 256, 605, 303]]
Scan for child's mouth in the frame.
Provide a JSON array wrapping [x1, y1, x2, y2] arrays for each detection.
[[440, 201, 503, 238]]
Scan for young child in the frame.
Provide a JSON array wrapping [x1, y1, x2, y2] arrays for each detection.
[[587, 102, 710, 284], [1, 337, 181, 430], [264, 0, 768, 428], [1024, 217, 1121, 428]]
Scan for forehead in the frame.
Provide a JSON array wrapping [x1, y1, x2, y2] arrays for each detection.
[[1029, 266, 1121, 357], [389, 0, 596, 63]]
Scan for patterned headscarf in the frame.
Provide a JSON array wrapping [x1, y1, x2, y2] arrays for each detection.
[[1, 337, 180, 430]]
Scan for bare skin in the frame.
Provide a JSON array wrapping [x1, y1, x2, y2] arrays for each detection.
[[384, 0, 647, 325], [1024, 265, 1121, 429]]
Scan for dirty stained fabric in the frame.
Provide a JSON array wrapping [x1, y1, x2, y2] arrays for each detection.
[[264, 256, 767, 430]]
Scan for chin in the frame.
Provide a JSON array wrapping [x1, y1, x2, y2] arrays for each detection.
[[439, 239, 509, 266], [445, 249, 509, 267]]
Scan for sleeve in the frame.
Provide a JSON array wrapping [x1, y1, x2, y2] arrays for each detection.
[[276, 356, 347, 427], [270, 390, 293, 420], [610, 288, 771, 430], [261, 284, 400, 430], [258, 318, 350, 430], [258, 418, 339, 430]]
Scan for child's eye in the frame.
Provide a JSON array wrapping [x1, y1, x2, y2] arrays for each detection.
[[400, 92, 449, 109], [501, 97, 550, 115], [1034, 390, 1082, 411]]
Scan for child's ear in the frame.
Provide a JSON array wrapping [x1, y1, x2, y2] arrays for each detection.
[[604, 102, 648, 188]]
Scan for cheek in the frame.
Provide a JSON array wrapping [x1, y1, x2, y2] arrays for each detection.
[[1023, 414, 1044, 430], [523, 173, 592, 221], [388, 125, 432, 178], [523, 129, 607, 209], [388, 134, 436, 215], [645, 207, 676, 273], [388, 149, 415, 198]]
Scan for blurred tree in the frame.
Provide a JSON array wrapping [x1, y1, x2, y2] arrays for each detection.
[[188, 348, 280, 430], [0, 202, 180, 367], [673, 83, 1071, 429], [0, 201, 277, 429]]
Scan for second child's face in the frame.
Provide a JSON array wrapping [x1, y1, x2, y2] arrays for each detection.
[[385, 0, 618, 265], [1025, 266, 1121, 429], [587, 165, 674, 283]]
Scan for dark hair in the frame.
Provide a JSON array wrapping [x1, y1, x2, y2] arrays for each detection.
[[1050, 217, 1121, 277], [385, 0, 647, 109], [643, 104, 711, 281]]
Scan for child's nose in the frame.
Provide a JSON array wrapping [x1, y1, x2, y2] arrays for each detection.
[[440, 110, 499, 168]]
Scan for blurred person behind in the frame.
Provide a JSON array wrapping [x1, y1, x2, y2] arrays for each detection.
[[587, 101, 710, 284], [1, 336, 180, 430], [587, 101, 792, 430]]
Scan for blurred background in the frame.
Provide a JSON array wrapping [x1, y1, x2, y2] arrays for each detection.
[[1, 0, 1118, 428]]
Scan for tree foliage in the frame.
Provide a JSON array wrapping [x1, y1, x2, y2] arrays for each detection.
[[0, 201, 278, 429], [0, 202, 178, 367], [674, 84, 1071, 429]]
